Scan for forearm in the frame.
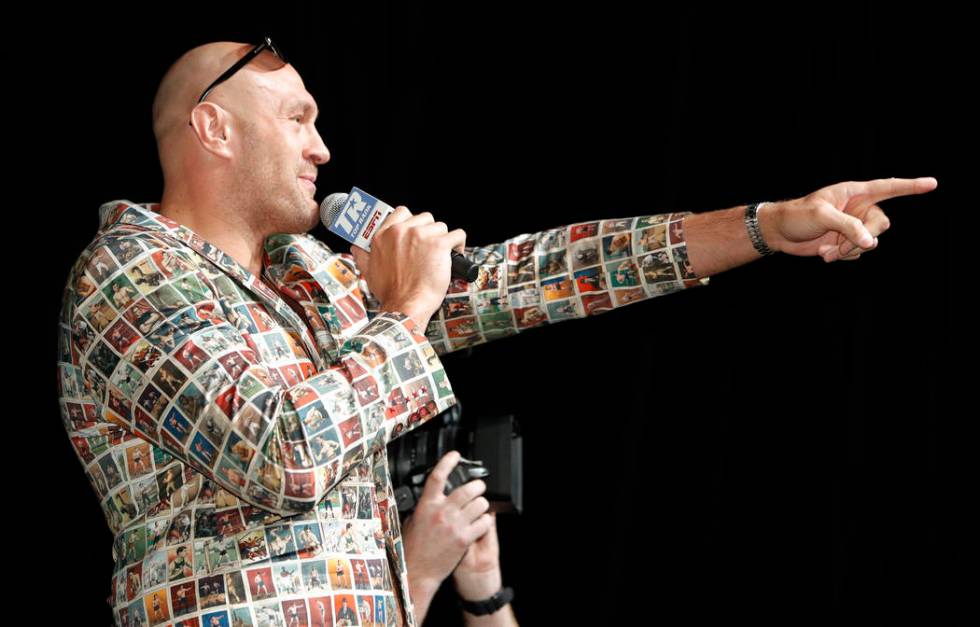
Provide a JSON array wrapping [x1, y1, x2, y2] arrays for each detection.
[[455, 571, 519, 626], [408, 575, 440, 625], [682, 202, 782, 279], [409, 575, 520, 627]]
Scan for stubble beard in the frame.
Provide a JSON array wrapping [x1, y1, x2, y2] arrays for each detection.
[[235, 157, 318, 237]]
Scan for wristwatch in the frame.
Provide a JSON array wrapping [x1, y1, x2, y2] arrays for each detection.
[[458, 586, 514, 616], [745, 202, 776, 256]]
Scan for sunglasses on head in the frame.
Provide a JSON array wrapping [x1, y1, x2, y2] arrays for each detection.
[[188, 36, 288, 128]]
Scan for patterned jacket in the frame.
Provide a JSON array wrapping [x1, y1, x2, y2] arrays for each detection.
[[56, 199, 709, 627]]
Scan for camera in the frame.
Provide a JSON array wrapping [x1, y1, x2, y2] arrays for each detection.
[[387, 399, 523, 517]]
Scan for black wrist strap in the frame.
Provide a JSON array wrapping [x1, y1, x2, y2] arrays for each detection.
[[458, 586, 514, 616]]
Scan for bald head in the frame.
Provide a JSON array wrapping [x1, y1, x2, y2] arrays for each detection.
[[154, 43, 241, 145], [154, 43, 272, 173]]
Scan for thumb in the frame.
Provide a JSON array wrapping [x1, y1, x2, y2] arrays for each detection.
[[350, 245, 369, 275], [817, 201, 874, 253]]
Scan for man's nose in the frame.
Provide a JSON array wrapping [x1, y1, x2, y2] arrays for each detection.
[[308, 133, 330, 165]]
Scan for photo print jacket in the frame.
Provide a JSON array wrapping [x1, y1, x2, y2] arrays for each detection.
[[56, 199, 710, 627]]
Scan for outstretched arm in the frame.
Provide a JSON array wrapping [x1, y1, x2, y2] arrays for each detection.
[[353, 176, 937, 357]]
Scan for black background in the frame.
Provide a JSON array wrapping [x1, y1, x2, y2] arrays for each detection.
[[19, 1, 968, 623]]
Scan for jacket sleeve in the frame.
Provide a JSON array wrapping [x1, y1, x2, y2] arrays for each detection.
[[59, 233, 458, 519], [394, 211, 711, 355]]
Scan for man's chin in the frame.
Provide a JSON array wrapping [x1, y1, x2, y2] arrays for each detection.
[[265, 199, 319, 235], [304, 199, 321, 233], [287, 192, 320, 233]]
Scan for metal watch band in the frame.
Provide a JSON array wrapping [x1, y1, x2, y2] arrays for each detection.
[[745, 202, 776, 256], [458, 585, 514, 616]]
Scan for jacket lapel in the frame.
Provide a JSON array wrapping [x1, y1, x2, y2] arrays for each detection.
[[99, 201, 328, 371], [264, 232, 375, 364]]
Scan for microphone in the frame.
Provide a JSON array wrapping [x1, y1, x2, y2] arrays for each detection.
[[320, 187, 479, 282]]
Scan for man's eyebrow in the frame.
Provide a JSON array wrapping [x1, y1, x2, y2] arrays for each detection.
[[283, 98, 320, 122]]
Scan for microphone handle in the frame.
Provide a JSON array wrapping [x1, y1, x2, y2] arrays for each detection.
[[450, 250, 480, 282]]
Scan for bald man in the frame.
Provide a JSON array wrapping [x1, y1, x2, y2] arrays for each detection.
[[58, 38, 937, 627]]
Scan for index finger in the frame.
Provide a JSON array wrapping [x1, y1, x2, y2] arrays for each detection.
[[851, 177, 938, 204], [376, 205, 413, 236], [437, 228, 467, 255], [421, 450, 462, 499]]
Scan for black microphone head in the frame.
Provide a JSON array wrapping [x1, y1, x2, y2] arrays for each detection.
[[320, 192, 349, 228]]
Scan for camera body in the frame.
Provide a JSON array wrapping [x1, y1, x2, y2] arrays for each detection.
[[387, 399, 523, 517]]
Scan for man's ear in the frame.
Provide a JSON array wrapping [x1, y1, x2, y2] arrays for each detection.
[[191, 103, 234, 148]]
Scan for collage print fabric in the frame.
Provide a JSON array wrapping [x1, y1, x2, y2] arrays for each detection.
[[56, 199, 709, 627]]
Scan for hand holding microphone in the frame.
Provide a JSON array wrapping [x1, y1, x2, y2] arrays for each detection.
[[321, 188, 472, 330], [352, 206, 466, 329]]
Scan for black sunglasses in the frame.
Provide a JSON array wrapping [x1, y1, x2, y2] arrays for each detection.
[[188, 36, 288, 128]]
